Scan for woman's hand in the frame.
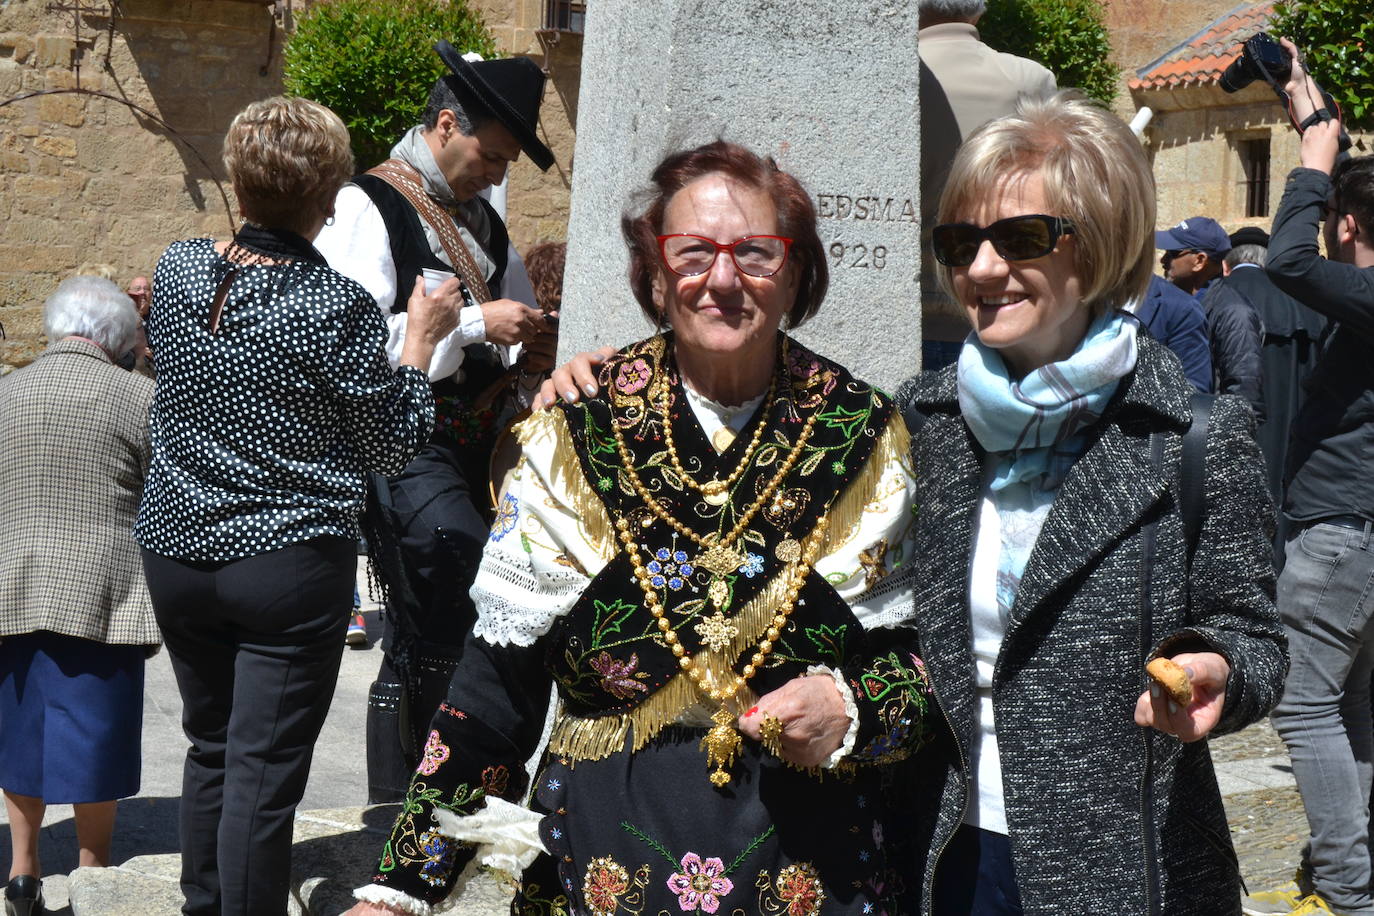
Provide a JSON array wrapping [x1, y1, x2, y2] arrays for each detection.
[[403, 276, 462, 348], [1133, 651, 1231, 742], [737, 675, 851, 768], [535, 346, 616, 409]]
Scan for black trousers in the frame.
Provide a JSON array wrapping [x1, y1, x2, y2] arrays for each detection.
[[143, 536, 353, 916], [366, 445, 490, 802]]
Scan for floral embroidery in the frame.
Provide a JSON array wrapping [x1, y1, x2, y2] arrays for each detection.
[[858, 539, 889, 589], [775, 863, 826, 916], [546, 777, 562, 792], [481, 765, 509, 797], [666, 853, 733, 913], [647, 547, 693, 590], [417, 830, 458, 887], [589, 651, 650, 699], [738, 552, 764, 578], [417, 730, 450, 776], [491, 493, 519, 541], [437, 703, 467, 720], [584, 857, 631, 916], [615, 358, 652, 395]]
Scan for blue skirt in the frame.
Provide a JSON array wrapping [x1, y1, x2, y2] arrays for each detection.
[[0, 631, 145, 803]]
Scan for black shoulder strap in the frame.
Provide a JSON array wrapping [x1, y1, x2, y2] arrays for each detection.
[[1180, 392, 1215, 553]]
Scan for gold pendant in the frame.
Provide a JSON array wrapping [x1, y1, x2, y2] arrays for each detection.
[[701, 706, 742, 787], [694, 610, 738, 652], [707, 577, 730, 609], [696, 542, 745, 576], [775, 538, 801, 563], [702, 479, 729, 506]]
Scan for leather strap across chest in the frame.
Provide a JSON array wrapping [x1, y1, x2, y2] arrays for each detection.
[[365, 158, 492, 304]]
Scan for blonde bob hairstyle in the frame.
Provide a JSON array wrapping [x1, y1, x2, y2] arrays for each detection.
[[223, 96, 354, 236], [935, 91, 1156, 316]]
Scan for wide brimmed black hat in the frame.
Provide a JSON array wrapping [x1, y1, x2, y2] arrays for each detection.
[[434, 41, 554, 171]]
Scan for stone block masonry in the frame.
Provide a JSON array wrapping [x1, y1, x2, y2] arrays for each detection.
[[0, 0, 283, 373]]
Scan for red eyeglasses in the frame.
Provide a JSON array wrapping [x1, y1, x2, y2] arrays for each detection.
[[656, 234, 793, 278]]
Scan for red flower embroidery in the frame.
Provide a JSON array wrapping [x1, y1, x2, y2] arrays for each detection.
[[481, 765, 509, 797], [583, 857, 630, 916], [776, 863, 826, 916]]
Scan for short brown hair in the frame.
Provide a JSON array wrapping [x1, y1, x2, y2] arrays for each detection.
[[936, 91, 1155, 315], [622, 141, 828, 328], [223, 96, 354, 235]]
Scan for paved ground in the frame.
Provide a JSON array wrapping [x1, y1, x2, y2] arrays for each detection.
[[0, 560, 1315, 912]]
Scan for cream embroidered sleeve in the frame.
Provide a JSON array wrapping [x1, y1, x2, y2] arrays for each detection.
[[470, 414, 612, 647]]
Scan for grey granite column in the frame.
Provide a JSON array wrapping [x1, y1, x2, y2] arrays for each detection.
[[558, 0, 921, 391]]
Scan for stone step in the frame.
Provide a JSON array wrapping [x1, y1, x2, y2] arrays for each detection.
[[65, 806, 513, 916]]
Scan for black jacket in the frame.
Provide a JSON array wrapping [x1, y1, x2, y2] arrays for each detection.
[[1266, 167, 1374, 522], [894, 333, 1285, 915], [1221, 264, 1326, 509], [1201, 279, 1265, 420]]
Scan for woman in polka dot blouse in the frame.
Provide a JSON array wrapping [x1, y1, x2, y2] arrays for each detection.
[[133, 97, 461, 916]]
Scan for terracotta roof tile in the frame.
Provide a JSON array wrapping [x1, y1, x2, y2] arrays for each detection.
[[1130, 1, 1276, 91]]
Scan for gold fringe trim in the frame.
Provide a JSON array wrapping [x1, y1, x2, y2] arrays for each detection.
[[514, 409, 616, 561], [820, 414, 910, 556]]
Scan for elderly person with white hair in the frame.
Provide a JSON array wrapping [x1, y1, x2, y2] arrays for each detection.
[[0, 275, 156, 916]]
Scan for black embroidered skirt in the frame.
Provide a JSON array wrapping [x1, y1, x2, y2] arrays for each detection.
[[515, 726, 912, 916]]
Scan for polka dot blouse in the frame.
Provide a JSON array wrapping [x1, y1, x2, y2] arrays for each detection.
[[135, 238, 435, 563]]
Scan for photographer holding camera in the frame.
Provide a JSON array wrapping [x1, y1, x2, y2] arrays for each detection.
[[1240, 36, 1374, 916]]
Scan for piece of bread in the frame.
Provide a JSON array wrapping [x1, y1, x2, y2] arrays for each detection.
[[1146, 657, 1193, 707]]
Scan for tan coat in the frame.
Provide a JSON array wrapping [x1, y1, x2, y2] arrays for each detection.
[[919, 22, 1057, 322], [0, 337, 158, 646]]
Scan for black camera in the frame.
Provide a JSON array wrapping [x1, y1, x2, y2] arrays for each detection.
[[1220, 31, 1350, 152], [1219, 32, 1291, 92]]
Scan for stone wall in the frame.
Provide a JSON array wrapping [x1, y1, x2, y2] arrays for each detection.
[[1101, 0, 1242, 120], [472, 0, 579, 249], [0, 0, 281, 371]]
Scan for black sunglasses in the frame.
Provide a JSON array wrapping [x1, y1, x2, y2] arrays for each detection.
[[931, 214, 1076, 267]]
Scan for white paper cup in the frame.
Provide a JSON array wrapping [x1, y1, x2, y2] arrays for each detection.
[[421, 267, 457, 295]]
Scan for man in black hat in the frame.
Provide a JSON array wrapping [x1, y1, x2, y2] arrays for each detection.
[[315, 43, 557, 802]]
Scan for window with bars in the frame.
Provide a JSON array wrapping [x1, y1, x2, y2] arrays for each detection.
[[1242, 138, 1271, 218], [544, 0, 586, 31]]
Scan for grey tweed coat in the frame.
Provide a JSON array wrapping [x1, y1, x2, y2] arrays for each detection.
[[0, 338, 158, 646], [894, 333, 1287, 915]]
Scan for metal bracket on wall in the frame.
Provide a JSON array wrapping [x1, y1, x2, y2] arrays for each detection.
[[43, 0, 120, 86]]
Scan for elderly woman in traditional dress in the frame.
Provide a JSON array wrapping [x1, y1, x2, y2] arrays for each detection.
[[346, 140, 933, 916], [896, 93, 1286, 914]]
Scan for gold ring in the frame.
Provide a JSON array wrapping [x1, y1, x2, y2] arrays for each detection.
[[759, 713, 785, 756]]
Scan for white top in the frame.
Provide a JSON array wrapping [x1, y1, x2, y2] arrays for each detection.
[[314, 184, 538, 382], [966, 463, 1054, 836]]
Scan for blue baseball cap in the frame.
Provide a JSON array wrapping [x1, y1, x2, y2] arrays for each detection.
[[1155, 217, 1232, 257]]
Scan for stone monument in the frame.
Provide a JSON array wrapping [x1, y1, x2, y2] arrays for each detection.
[[558, 0, 921, 391]]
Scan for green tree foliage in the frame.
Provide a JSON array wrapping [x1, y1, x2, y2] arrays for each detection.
[[283, 0, 497, 169], [976, 0, 1119, 105], [1272, 1, 1374, 129]]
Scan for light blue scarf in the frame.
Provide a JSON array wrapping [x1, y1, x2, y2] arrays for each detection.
[[958, 311, 1138, 493]]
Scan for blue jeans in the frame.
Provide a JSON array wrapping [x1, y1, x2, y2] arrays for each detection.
[[1272, 521, 1374, 914]]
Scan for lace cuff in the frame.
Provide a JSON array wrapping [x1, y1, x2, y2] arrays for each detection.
[[848, 564, 916, 631], [431, 796, 546, 874], [471, 548, 589, 647], [353, 884, 434, 916], [806, 665, 860, 769]]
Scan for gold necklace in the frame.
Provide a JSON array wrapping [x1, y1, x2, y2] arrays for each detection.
[[611, 405, 819, 609], [616, 513, 828, 787], [661, 372, 777, 507]]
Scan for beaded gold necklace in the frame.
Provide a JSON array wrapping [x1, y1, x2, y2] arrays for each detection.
[[660, 372, 777, 507], [617, 513, 828, 787], [610, 402, 819, 611]]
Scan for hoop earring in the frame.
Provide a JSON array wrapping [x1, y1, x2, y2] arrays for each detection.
[[324, 216, 336, 227]]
